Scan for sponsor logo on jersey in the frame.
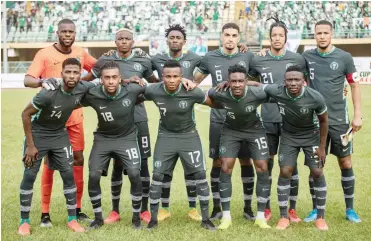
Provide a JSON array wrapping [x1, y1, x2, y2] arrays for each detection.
[[238, 61, 246, 68], [245, 105, 254, 112], [182, 61, 191, 68], [179, 100, 188, 109], [133, 63, 142, 71], [300, 107, 309, 114], [122, 99, 132, 107], [330, 61, 339, 70]]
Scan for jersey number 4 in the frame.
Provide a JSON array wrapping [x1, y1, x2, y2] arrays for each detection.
[[51, 110, 62, 119]]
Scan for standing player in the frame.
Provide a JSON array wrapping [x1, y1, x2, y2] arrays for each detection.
[[24, 19, 96, 226], [151, 24, 203, 221], [80, 61, 147, 229], [302, 20, 362, 223], [246, 18, 306, 222], [18, 58, 92, 235], [144, 60, 215, 231], [253, 66, 329, 230], [193, 23, 256, 221], [205, 65, 271, 229], [84, 28, 156, 224]]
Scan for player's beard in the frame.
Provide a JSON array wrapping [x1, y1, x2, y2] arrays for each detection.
[[63, 80, 77, 90], [59, 37, 75, 48]]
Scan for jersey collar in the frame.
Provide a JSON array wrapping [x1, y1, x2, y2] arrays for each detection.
[[101, 85, 122, 99], [163, 83, 182, 96], [229, 86, 248, 102], [316, 46, 336, 57], [167, 51, 184, 61], [115, 51, 135, 61], [60, 82, 74, 96], [268, 48, 286, 59], [285, 86, 305, 101], [219, 47, 239, 58]]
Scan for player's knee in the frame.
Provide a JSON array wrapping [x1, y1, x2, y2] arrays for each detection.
[[126, 168, 141, 180], [88, 170, 102, 184], [310, 168, 323, 179], [152, 172, 164, 182], [338, 156, 352, 169], [73, 151, 84, 166], [22, 168, 39, 188], [60, 169, 74, 186], [279, 167, 293, 178], [254, 160, 268, 173], [193, 170, 207, 180], [212, 158, 222, 167]]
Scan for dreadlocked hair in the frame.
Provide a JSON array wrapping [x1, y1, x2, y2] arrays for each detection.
[[266, 15, 288, 43], [165, 24, 187, 40]]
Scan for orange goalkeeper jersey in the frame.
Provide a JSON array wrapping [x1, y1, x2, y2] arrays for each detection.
[[26, 44, 97, 126]]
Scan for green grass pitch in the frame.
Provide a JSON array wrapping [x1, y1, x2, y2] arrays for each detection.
[[2, 87, 371, 240]]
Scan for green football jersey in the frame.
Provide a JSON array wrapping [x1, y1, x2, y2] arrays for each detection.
[[144, 83, 206, 133], [80, 83, 146, 137], [302, 47, 356, 125], [207, 86, 268, 132]]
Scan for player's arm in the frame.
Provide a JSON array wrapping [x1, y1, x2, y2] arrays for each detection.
[[81, 72, 95, 81], [82, 50, 97, 73], [21, 103, 40, 167], [202, 89, 223, 109], [193, 56, 209, 85], [24, 50, 46, 88]]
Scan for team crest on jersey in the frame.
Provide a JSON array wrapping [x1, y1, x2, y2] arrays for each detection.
[[245, 105, 254, 112], [219, 146, 226, 154], [122, 99, 131, 107], [133, 63, 142, 71], [179, 100, 188, 109], [182, 61, 191, 68], [330, 61, 339, 70], [286, 63, 294, 69], [300, 107, 309, 114], [238, 61, 246, 68], [154, 161, 162, 168]]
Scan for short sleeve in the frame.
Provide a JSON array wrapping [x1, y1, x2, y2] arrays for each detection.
[[344, 53, 357, 75], [26, 50, 46, 78], [194, 55, 202, 67], [31, 89, 51, 110], [143, 85, 154, 101], [315, 93, 327, 115], [91, 57, 107, 78], [262, 84, 280, 97], [79, 94, 89, 107], [247, 56, 259, 78], [250, 86, 268, 101], [82, 50, 97, 72], [80, 80, 98, 90], [197, 54, 210, 75], [297, 55, 308, 75], [128, 83, 146, 96], [193, 87, 207, 104], [142, 59, 154, 79]]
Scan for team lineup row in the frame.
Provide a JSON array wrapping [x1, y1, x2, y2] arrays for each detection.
[[18, 18, 362, 236]]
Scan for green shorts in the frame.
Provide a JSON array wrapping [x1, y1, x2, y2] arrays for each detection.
[[153, 130, 206, 176], [23, 131, 73, 172], [88, 131, 141, 173], [209, 122, 250, 159], [326, 124, 353, 158], [219, 127, 269, 161], [279, 130, 323, 168], [135, 121, 151, 158]]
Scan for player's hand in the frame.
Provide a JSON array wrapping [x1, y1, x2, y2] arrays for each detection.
[[343, 86, 348, 96], [42, 78, 61, 90], [314, 146, 326, 166], [216, 81, 229, 92], [122, 76, 141, 85], [24, 145, 38, 168], [238, 43, 249, 53], [103, 49, 115, 56], [351, 116, 362, 132], [257, 48, 269, 57], [181, 78, 196, 91], [133, 48, 150, 58]]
